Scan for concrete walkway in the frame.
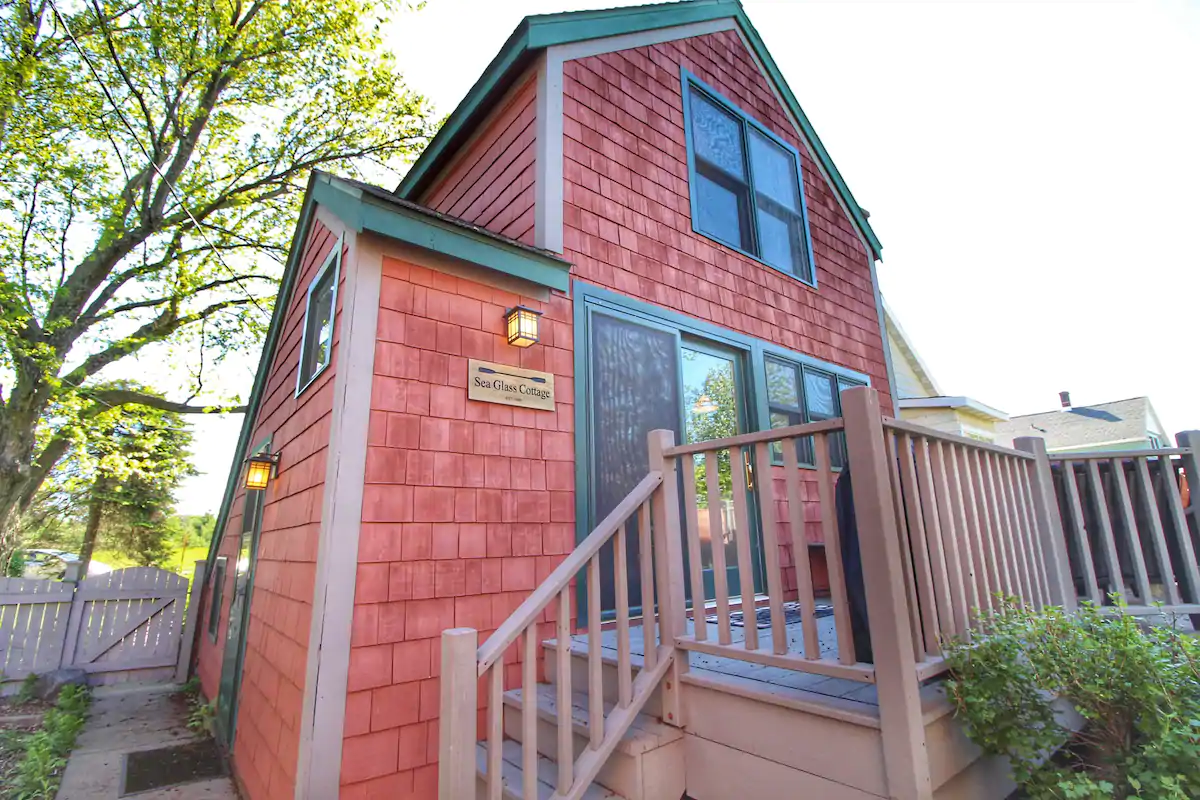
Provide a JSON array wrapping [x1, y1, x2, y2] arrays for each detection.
[[58, 683, 239, 799]]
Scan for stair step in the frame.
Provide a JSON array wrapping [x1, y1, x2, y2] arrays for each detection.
[[503, 685, 681, 757], [475, 739, 627, 800], [542, 638, 662, 717]]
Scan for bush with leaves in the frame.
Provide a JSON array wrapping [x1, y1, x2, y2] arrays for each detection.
[[8, 683, 90, 800], [944, 600, 1200, 799]]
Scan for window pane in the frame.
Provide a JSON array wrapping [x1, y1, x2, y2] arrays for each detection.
[[804, 370, 836, 419], [766, 359, 799, 407], [695, 170, 750, 251], [691, 90, 745, 179], [769, 410, 800, 463], [312, 279, 335, 366], [757, 206, 802, 276], [748, 130, 799, 212]]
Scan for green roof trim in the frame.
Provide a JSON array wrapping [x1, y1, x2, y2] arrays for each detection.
[[395, 0, 882, 260], [313, 175, 571, 291]]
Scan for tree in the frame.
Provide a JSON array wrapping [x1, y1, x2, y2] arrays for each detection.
[[0, 0, 435, 550]]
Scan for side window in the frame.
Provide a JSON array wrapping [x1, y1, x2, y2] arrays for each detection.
[[208, 556, 227, 641], [296, 245, 340, 394], [765, 356, 863, 467], [685, 77, 815, 285]]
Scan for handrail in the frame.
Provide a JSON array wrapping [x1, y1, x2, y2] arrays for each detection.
[[661, 417, 845, 457], [475, 469, 664, 675], [882, 417, 1036, 460], [1048, 448, 1191, 460]]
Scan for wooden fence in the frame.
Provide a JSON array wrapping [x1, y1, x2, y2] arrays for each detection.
[[0, 563, 204, 692]]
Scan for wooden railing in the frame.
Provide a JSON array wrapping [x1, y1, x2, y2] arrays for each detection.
[[663, 418, 876, 684], [438, 432, 687, 800], [1046, 444, 1200, 616]]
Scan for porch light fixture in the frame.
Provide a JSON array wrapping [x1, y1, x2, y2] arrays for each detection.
[[504, 306, 543, 348], [244, 452, 280, 491], [693, 395, 719, 414]]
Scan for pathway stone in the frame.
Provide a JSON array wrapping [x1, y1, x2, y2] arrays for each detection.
[[57, 683, 239, 800]]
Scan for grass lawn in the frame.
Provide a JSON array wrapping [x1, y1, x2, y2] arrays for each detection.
[[91, 544, 210, 578]]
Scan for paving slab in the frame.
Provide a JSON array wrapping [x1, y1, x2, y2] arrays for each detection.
[[57, 683, 239, 800]]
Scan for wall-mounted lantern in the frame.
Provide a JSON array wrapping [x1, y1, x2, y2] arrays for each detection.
[[244, 452, 280, 491], [504, 306, 543, 348]]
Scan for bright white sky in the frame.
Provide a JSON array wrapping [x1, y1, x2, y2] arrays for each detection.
[[176, 0, 1200, 515]]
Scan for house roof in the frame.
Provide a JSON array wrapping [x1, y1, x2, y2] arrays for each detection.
[[898, 396, 1008, 422], [393, 0, 883, 260], [205, 171, 571, 568], [882, 300, 941, 398], [993, 397, 1166, 451]]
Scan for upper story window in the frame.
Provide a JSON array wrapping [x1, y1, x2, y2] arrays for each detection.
[[765, 355, 863, 467], [683, 71, 816, 286], [296, 244, 340, 395], [1148, 433, 1163, 450]]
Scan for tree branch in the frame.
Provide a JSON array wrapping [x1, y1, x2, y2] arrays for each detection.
[[88, 388, 246, 414]]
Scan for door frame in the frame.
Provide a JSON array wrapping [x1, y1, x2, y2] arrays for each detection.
[[215, 434, 271, 746]]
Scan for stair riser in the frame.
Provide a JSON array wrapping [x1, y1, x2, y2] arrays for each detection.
[[501, 704, 683, 800], [543, 646, 663, 718]]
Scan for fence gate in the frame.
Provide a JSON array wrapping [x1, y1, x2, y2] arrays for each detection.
[[0, 564, 203, 691]]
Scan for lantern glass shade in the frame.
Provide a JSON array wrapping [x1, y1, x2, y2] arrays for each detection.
[[505, 306, 542, 348], [244, 455, 276, 491]]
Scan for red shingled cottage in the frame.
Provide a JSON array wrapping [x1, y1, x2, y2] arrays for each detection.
[[192, 2, 918, 797]]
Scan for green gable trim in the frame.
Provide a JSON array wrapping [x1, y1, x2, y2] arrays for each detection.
[[395, 0, 882, 260], [313, 178, 571, 292], [203, 175, 321, 571]]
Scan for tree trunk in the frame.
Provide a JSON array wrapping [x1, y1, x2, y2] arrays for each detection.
[[78, 480, 108, 577]]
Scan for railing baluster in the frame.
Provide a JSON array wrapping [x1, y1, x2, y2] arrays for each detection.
[[815, 432, 856, 664], [783, 440, 820, 659], [704, 451, 732, 645], [1155, 456, 1200, 603], [587, 555, 604, 750], [1134, 457, 1181, 605], [1013, 460, 1049, 608], [1061, 460, 1103, 604], [556, 589, 573, 793], [956, 445, 993, 614], [896, 432, 941, 655], [729, 445, 759, 652], [681, 456, 707, 641], [969, 448, 1004, 603], [638, 501, 657, 669], [1085, 459, 1125, 602], [885, 430, 925, 657], [980, 452, 1015, 598], [997, 455, 1033, 604], [1109, 458, 1152, 604], [488, 658, 503, 800], [613, 523, 633, 707], [929, 440, 969, 635], [754, 442, 787, 654], [914, 436, 955, 639], [523, 628, 538, 800]]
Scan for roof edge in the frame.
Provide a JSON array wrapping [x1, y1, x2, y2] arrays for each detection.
[[395, 0, 882, 259]]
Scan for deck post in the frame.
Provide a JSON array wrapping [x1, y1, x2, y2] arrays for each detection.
[[841, 387, 933, 800], [1172, 432, 1200, 625], [1014, 437, 1076, 611], [439, 628, 478, 800], [648, 428, 688, 727]]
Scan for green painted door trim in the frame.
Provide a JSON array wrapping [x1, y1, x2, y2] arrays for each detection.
[[394, 0, 882, 260]]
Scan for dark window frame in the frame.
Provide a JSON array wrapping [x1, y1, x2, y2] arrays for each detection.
[[764, 354, 865, 468], [295, 240, 341, 396], [681, 68, 818, 288], [207, 556, 228, 642]]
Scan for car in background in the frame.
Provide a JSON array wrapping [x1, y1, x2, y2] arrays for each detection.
[[22, 549, 112, 580]]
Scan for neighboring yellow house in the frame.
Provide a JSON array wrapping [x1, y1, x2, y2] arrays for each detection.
[[884, 301, 1009, 441]]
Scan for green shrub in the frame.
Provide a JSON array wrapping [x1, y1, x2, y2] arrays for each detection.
[[944, 600, 1200, 799], [16, 672, 38, 703], [6, 550, 25, 577], [8, 684, 91, 800]]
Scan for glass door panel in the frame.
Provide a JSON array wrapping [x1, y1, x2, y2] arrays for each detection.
[[681, 344, 758, 603]]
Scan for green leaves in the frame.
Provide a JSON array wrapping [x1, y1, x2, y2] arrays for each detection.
[[944, 600, 1200, 799], [0, 0, 436, 539]]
